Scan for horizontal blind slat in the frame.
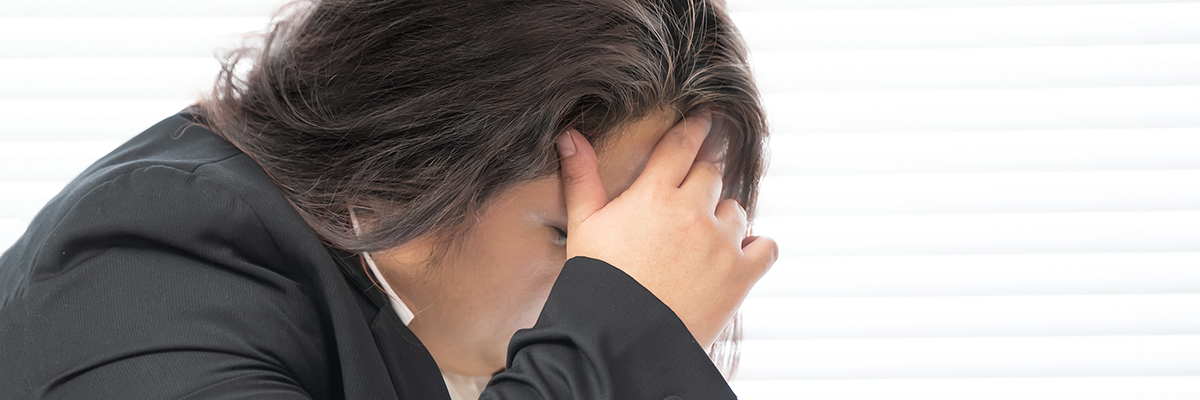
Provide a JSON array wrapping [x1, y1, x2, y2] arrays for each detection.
[[729, 376, 1200, 400], [756, 211, 1200, 256], [732, 3, 1200, 52], [0, 0, 285, 17], [757, 170, 1200, 216], [10, 0, 1189, 16], [737, 335, 1200, 380], [0, 17, 268, 34], [766, 128, 1200, 175], [765, 86, 1200, 134], [0, 17, 267, 58], [0, 141, 124, 182], [0, 99, 193, 140], [751, 253, 1200, 297], [753, 44, 1200, 93], [741, 294, 1200, 339], [0, 58, 220, 99], [728, 0, 1196, 12]]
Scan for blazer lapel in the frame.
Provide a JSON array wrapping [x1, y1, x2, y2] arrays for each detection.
[[327, 248, 452, 400]]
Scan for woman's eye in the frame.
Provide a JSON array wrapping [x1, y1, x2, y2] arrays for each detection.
[[551, 227, 568, 246]]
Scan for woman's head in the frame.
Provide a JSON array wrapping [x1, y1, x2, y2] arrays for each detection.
[[199, 0, 765, 376], [200, 0, 766, 254]]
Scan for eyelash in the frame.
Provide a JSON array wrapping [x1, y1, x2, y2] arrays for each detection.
[[551, 227, 568, 246]]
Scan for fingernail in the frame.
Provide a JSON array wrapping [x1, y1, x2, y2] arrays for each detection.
[[556, 130, 576, 157]]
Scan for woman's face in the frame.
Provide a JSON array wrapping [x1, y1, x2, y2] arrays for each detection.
[[373, 110, 680, 376]]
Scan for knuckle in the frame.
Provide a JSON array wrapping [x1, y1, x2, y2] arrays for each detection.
[[667, 203, 708, 229], [561, 174, 586, 188], [720, 199, 747, 220], [635, 184, 667, 203], [763, 237, 780, 263], [680, 207, 706, 226], [561, 167, 594, 186], [694, 160, 721, 176]]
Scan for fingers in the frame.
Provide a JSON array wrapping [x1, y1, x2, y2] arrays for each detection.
[[637, 109, 713, 189], [557, 129, 607, 230], [682, 112, 730, 208], [697, 113, 729, 164], [681, 160, 723, 209], [716, 198, 776, 280], [715, 198, 748, 242], [741, 235, 779, 279]]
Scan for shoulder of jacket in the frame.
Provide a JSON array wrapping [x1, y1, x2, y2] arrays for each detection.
[[21, 112, 315, 284]]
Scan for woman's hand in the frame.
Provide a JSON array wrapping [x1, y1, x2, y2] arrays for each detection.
[[555, 109, 778, 349]]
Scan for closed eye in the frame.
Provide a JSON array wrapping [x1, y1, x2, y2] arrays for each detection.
[[551, 226, 568, 246]]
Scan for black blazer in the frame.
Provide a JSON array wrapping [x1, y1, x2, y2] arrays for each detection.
[[0, 111, 735, 399]]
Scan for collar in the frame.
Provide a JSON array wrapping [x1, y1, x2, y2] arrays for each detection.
[[361, 251, 416, 325], [325, 246, 452, 400]]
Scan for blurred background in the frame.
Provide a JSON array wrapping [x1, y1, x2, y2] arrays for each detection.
[[2, 0, 1199, 399]]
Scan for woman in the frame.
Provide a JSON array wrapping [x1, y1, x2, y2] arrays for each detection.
[[0, 0, 776, 398]]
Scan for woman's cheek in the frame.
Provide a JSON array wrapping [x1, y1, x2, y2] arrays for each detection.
[[516, 258, 563, 329]]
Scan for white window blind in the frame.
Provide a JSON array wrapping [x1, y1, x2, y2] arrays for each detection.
[[729, 1, 1200, 399], [2, 1, 1199, 399]]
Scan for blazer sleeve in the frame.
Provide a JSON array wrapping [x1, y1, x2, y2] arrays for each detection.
[[483, 256, 737, 400], [0, 165, 333, 399]]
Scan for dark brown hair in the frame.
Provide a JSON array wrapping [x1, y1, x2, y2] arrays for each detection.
[[198, 0, 767, 255]]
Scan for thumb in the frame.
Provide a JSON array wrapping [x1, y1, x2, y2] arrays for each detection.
[[557, 129, 607, 230], [741, 235, 779, 280]]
